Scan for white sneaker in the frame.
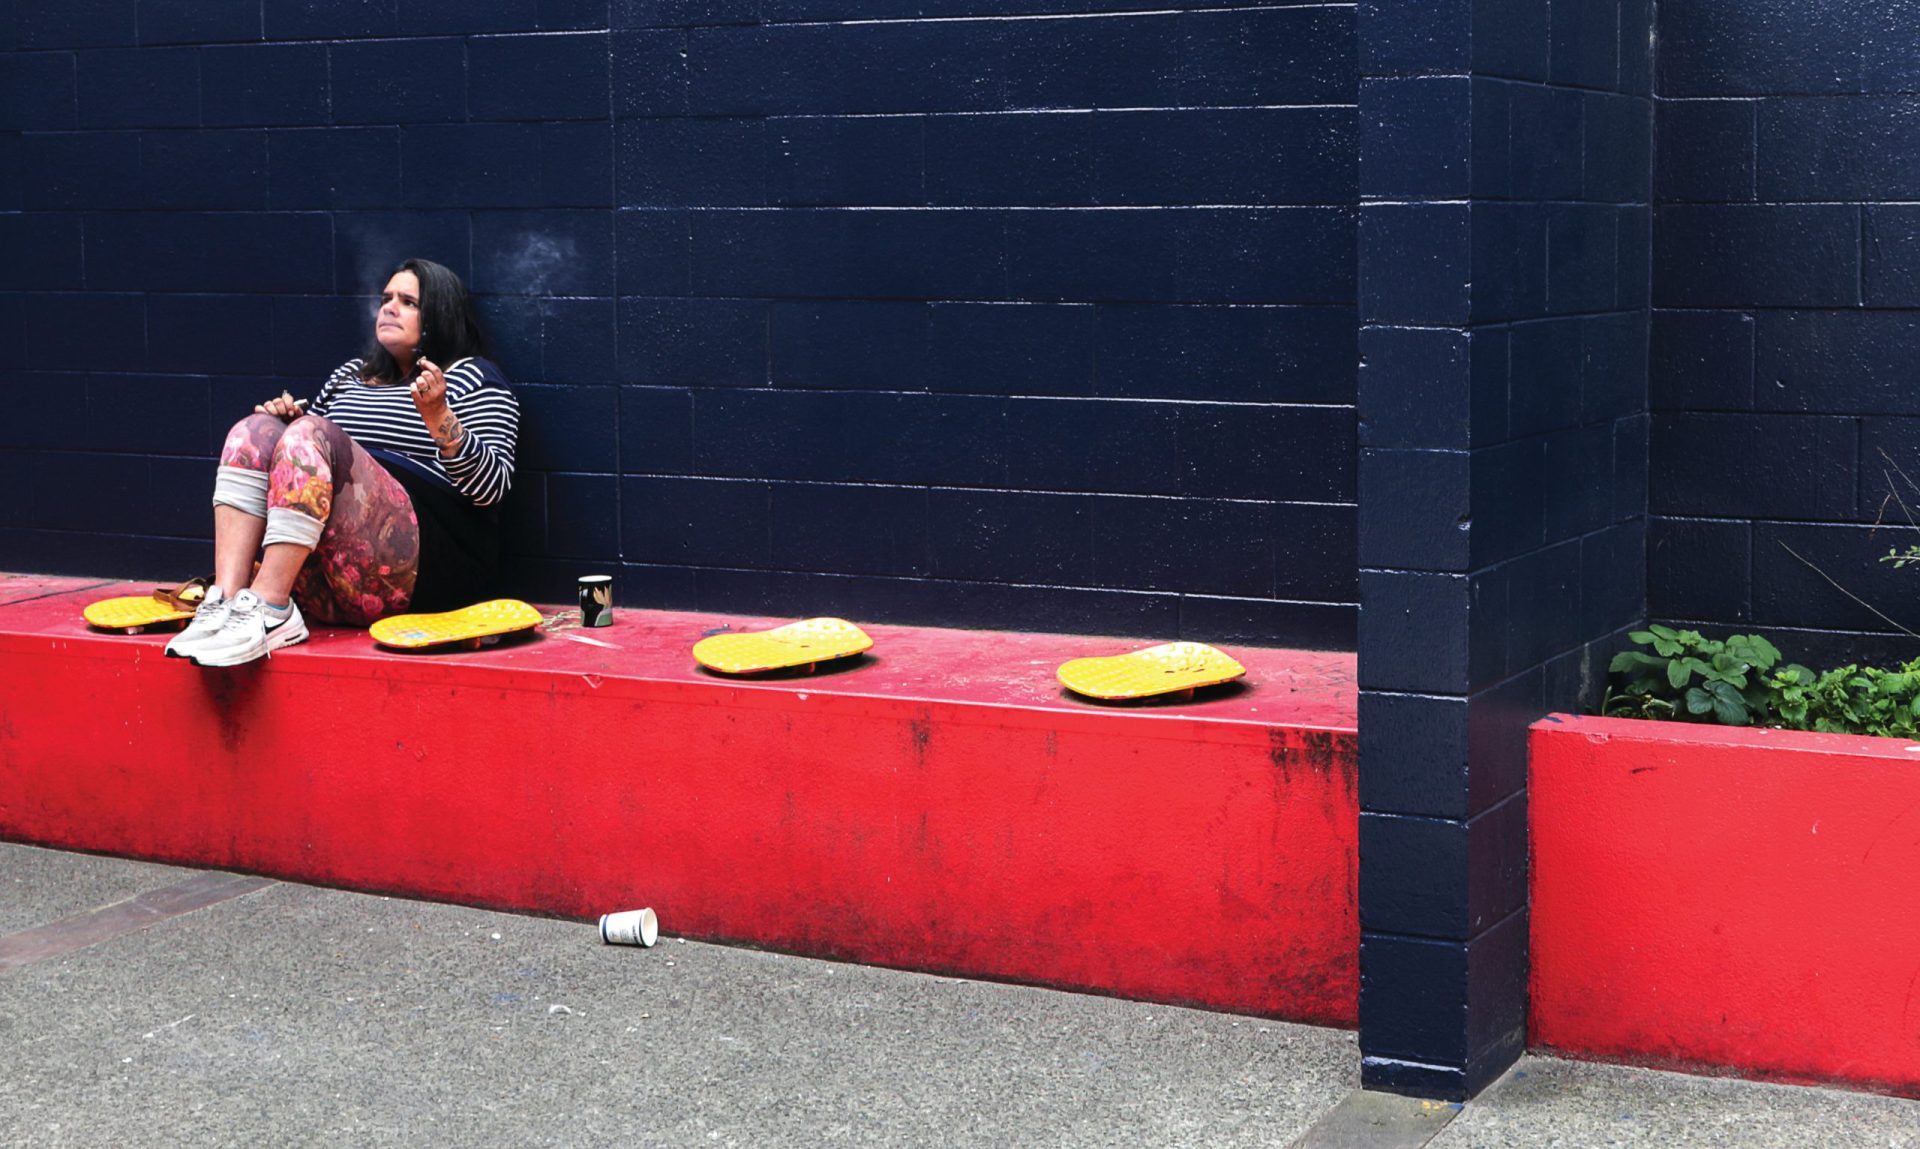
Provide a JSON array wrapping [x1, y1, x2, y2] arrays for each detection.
[[164, 585, 232, 659], [188, 590, 309, 667]]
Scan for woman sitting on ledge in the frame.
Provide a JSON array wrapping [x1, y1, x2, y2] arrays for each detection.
[[168, 258, 520, 667]]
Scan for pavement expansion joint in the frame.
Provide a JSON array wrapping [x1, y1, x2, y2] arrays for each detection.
[[0, 870, 277, 972], [1287, 1089, 1463, 1149]]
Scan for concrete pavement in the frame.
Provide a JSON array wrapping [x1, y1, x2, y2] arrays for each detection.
[[2, 843, 1915, 1147]]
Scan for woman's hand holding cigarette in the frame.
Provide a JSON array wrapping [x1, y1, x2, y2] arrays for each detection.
[[411, 357, 467, 457], [409, 357, 447, 416], [255, 391, 305, 421]]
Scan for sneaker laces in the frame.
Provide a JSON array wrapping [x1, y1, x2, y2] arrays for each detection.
[[223, 590, 263, 629], [191, 587, 228, 623]]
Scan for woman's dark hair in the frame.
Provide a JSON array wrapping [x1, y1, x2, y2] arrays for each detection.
[[360, 258, 490, 384]]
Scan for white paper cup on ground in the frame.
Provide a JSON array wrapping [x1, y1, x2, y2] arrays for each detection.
[[599, 908, 658, 947]]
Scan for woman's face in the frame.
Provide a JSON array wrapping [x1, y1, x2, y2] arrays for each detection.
[[375, 270, 424, 361]]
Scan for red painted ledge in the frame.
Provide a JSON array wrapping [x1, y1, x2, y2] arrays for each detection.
[[0, 574, 1359, 1025], [1530, 713, 1920, 1097]]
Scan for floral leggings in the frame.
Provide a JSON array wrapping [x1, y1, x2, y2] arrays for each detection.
[[219, 414, 420, 626]]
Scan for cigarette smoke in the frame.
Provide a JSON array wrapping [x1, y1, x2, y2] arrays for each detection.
[[348, 227, 405, 321], [499, 232, 576, 297], [340, 228, 576, 341]]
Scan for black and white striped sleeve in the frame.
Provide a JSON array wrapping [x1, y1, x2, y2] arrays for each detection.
[[438, 357, 520, 507], [308, 359, 361, 418]]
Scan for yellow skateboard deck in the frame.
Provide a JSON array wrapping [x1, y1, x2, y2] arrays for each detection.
[[369, 599, 543, 651], [692, 617, 873, 675], [1057, 641, 1247, 701], [82, 578, 211, 633]]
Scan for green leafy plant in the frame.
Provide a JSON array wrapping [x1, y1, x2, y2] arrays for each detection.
[[1603, 625, 1793, 727], [1766, 660, 1920, 738], [1882, 544, 1920, 569], [1603, 625, 1920, 738]]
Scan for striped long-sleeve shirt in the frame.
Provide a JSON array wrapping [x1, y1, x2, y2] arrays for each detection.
[[309, 357, 520, 507]]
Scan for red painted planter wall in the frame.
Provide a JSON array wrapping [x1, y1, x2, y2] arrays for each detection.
[[0, 577, 1359, 1025], [1530, 714, 1920, 1096]]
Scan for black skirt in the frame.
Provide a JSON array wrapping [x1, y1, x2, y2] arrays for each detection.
[[369, 449, 502, 613]]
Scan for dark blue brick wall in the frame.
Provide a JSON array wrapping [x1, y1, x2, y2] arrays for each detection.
[[1651, 0, 1920, 666], [0, 0, 1359, 645], [29, 1, 1872, 1103], [1356, 0, 1653, 1102]]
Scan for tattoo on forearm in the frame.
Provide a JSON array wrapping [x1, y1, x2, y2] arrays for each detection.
[[432, 411, 466, 452]]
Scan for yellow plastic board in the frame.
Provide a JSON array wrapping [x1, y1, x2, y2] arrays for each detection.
[[369, 599, 543, 650], [82, 579, 209, 633], [692, 617, 873, 674], [1056, 641, 1247, 700]]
